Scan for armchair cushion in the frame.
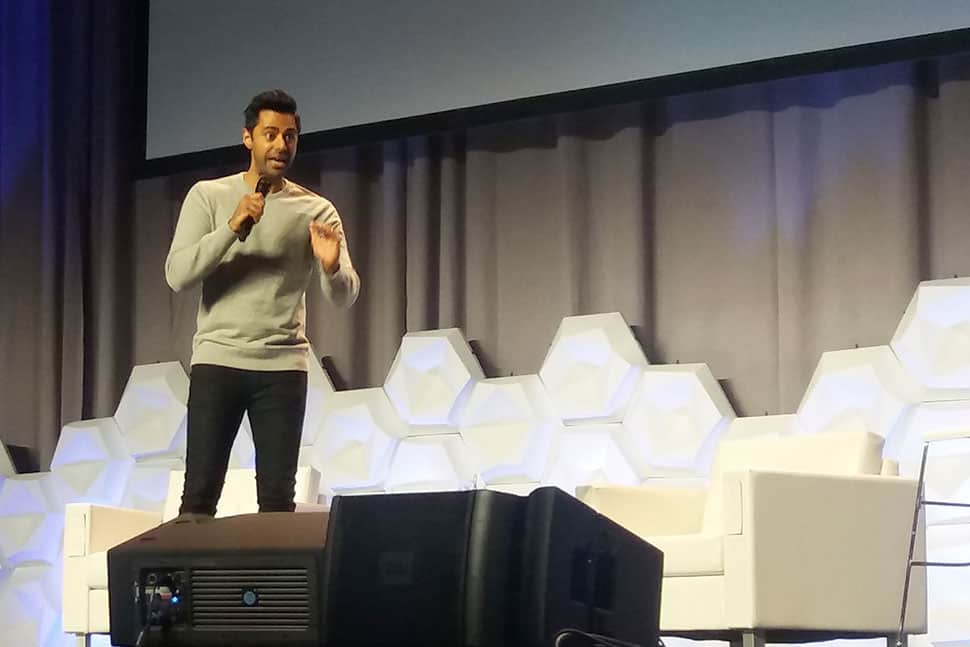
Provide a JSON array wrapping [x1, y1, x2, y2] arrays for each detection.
[[647, 533, 723, 576], [578, 484, 706, 537]]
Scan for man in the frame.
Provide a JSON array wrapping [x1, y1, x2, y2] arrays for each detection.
[[165, 89, 360, 516]]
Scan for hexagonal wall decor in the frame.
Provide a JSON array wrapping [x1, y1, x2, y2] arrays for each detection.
[[384, 328, 484, 434], [0, 440, 16, 477], [309, 388, 405, 495], [0, 473, 63, 566], [114, 362, 189, 459], [722, 414, 804, 442], [539, 312, 648, 425], [893, 404, 970, 526], [49, 459, 133, 507], [301, 352, 336, 448], [384, 435, 476, 493], [120, 457, 185, 513], [542, 424, 639, 496], [889, 399, 970, 462], [485, 482, 542, 497], [51, 418, 129, 469], [923, 524, 970, 645], [49, 415, 134, 505], [0, 513, 64, 567], [796, 346, 921, 446], [892, 277, 970, 402], [0, 563, 59, 647], [459, 375, 561, 485], [229, 415, 256, 470], [0, 473, 54, 517], [619, 364, 735, 477]]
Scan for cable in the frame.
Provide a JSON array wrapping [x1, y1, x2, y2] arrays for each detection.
[[134, 585, 158, 647], [554, 627, 656, 647]]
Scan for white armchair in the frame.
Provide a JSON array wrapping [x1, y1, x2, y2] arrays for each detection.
[[579, 430, 926, 646], [62, 466, 321, 645]]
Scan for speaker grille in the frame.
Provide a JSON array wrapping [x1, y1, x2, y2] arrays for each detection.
[[191, 568, 310, 631]]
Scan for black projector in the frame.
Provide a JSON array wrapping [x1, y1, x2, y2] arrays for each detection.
[[107, 511, 329, 647], [107, 487, 662, 647]]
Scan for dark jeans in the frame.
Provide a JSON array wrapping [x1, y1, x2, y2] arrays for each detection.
[[179, 363, 308, 516]]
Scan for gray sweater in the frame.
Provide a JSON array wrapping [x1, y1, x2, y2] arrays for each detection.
[[165, 172, 360, 371]]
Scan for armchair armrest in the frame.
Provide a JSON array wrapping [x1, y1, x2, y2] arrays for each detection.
[[62, 504, 162, 635], [64, 503, 163, 557], [724, 469, 925, 633], [577, 484, 707, 537]]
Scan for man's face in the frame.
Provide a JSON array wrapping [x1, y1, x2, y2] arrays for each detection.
[[243, 109, 299, 179]]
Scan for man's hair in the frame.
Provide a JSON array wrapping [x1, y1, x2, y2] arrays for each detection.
[[244, 89, 301, 133]]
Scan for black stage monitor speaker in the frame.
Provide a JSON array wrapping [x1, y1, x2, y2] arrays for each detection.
[[322, 486, 662, 647], [321, 488, 525, 647], [107, 512, 329, 647], [521, 487, 663, 647]]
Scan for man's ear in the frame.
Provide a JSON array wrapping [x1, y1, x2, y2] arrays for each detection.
[[242, 127, 254, 150]]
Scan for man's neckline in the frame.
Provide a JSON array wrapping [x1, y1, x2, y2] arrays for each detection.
[[239, 172, 289, 197]]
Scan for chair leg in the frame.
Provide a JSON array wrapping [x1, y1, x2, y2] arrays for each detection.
[[888, 634, 908, 647], [741, 630, 765, 647]]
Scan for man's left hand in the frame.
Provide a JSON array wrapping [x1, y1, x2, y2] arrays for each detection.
[[310, 221, 342, 275]]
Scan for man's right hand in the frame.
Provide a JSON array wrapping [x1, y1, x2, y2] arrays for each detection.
[[228, 192, 266, 234]]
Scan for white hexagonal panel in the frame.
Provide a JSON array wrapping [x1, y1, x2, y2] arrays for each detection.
[[485, 482, 542, 497], [722, 414, 804, 442], [619, 364, 735, 477], [0, 440, 15, 477], [384, 435, 476, 493], [309, 388, 406, 495], [0, 563, 59, 647], [459, 375, 561, 485], [114, 362, 189, 458], [120, 457, 184, 513], [539, 312, 649, 425], [384, 328, 484, 434], [894, 405, 970, 526], [301, 352, 336, 447], [796, 346, 921, 447], [49, 418, 134, 505], [0, 474, 63, 566], [51, 418, 129, 469], [0, 473, 54, 516], [892, 277, 970, 402], [542, 424, 639, 496], [925, 524, 970, 645], [889, 399, 970, 464], [49, 459, 133, 507], [0, 513, 64, 568], [229, 415, 256, 469]]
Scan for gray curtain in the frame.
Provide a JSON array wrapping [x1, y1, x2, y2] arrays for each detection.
[[7, 46, 970, 468], [0, 0, 137, 469]]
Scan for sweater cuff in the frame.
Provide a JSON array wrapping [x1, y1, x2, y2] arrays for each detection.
[[216, 220, 241, 247]]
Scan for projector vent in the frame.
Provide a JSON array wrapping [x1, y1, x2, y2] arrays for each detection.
[[191, 568, 310, 631]]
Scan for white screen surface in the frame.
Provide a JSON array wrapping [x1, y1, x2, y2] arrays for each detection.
[[146, 0, 970, 159]]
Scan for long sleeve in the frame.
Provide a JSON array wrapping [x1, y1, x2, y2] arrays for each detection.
[[316, 205, 361, 308], [164, 183, 238, 292]]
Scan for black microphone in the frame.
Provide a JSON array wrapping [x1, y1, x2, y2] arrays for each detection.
[[238, 175, 272, 242]]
